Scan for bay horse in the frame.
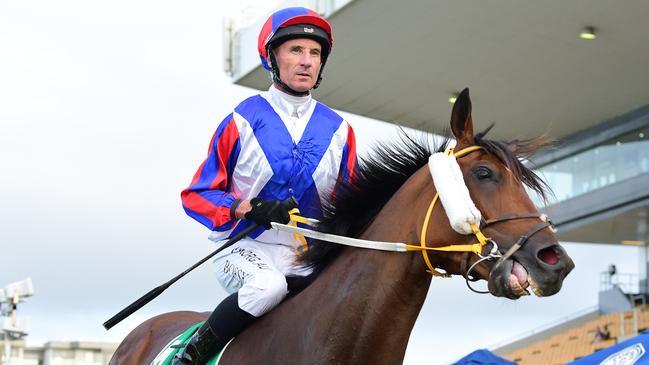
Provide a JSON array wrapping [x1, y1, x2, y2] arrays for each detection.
[[109, 89, 574, 364]]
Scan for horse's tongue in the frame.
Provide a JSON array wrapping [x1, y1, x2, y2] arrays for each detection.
[[510, 261, 528, 287]]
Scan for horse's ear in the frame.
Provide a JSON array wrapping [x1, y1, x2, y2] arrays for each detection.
[[508, 139, 520, 154], [450, 88, 474, 145]]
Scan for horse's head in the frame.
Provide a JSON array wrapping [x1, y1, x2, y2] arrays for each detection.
[[428, 88, 574, 299]]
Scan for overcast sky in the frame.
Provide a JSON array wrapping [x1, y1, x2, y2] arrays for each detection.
[[0, 1, 641, 364]]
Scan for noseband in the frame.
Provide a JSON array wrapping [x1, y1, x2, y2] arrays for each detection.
[[420, 146, 555, 294]]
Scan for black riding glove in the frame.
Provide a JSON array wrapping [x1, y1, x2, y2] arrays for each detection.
[[244, 197, 292, 229]]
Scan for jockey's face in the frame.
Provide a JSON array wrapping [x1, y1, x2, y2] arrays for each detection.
[[272, 38, 322, 93]]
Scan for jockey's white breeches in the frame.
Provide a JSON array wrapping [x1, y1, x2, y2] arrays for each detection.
[[212, 238, 312, 317]]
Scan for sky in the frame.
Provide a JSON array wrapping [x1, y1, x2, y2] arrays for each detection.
[[0, 1, 642, 364]]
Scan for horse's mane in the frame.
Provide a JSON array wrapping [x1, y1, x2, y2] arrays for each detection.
[[297, 127, 550, 278]]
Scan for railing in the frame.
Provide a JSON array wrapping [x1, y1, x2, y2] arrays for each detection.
[[600, 272, 640, 294]]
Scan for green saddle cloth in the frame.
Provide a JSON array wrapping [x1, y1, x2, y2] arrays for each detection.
[[151, 321, 225, 365]]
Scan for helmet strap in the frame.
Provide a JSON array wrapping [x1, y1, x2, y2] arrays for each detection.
[[269, 51, 309, 97], [312, 62, 325, 90]]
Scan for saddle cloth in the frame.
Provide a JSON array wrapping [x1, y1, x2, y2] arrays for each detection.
[[151, 321, 227, 365]]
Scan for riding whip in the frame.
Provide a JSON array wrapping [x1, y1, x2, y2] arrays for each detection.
[[103, 197, 297, 330]]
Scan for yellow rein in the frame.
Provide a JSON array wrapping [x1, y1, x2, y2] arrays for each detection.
[[418, 145, 490, 276], [287, 145, 491, 277]]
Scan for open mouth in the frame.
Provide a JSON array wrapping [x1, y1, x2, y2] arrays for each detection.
[[486, 244, 571, 299], [504, 245, 563, 298], [508, 260, 542, 297]]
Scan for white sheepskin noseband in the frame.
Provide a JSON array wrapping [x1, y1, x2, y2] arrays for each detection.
[[428, 152, 482, 235]]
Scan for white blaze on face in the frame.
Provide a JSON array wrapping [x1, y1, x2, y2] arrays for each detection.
[[428, 152, 482, 235]]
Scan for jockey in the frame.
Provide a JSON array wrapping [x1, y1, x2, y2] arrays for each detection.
[[174, 7, 357, 365]]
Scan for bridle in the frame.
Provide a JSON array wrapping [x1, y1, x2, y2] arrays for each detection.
[[419, 145, 555, 293], [275, 144, 555, 294]]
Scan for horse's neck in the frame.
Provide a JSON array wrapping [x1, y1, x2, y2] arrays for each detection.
[[301, 168, 435, 363], [229, 168, 435, 364], [308, 246, 433, 363], [232, 250, 431, 365]]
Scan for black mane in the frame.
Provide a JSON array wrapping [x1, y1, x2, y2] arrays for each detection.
[[299, 128, 549, 277]]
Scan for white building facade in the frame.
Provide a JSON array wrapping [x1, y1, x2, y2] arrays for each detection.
[[0, 340, 117, 365]]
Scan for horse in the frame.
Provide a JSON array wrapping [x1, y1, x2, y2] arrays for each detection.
[[109, 88, 574, 364]]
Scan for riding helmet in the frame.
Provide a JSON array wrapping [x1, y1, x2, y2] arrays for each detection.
[[257, 7, 333, 93]]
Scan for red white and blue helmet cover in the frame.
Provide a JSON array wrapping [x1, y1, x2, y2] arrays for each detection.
[[257, 7, 333, 71]]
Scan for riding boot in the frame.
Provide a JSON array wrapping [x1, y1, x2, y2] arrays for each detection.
[[171, 321, 222, 365], [172, 292, 257, 365]]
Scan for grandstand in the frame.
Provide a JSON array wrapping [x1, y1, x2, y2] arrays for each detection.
[[490, 273, 649, 364], [498, 308, 648, 364]]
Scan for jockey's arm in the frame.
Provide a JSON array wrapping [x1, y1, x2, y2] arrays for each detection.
[[181, 114, 241, 231]]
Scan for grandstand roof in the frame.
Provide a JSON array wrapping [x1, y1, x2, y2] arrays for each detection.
[[233, 1, 649, 141]]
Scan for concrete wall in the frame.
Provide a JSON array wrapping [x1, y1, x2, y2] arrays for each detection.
[[599, 285, 633, 314]]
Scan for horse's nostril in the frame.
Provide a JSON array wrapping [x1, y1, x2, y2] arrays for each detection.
[[538, 246, 560, 265]]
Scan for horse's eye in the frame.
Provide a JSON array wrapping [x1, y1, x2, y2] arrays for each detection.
[[475, 166, 493, 180]]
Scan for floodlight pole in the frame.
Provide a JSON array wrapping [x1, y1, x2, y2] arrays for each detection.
[[0, 299, 9, 365], [1, 331, 9, 365], [1, 278, 34, 365], [0, 298, 11, 365]]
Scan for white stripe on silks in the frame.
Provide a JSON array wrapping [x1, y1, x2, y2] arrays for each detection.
[[230, 111, 275, 201], [208, 112, 275, 244], [311, 120, 347, 203], [428, 152, 482, 235]]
